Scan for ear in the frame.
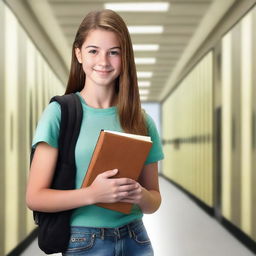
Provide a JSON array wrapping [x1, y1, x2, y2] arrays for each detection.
[[75, 48, 82, 64]]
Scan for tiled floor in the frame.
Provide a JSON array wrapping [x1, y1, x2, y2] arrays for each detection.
[[21, 177, 255, 256]]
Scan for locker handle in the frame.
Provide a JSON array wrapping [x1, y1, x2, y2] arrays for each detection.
[[253, 111, 256, 150], [10, 113, 14, 152], [232, 117, 235, 151]]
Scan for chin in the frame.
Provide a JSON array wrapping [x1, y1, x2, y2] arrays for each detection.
[[96, 81, 115, 87]]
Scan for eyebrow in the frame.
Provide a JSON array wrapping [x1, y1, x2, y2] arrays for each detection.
[[85, 45, 121, 50]]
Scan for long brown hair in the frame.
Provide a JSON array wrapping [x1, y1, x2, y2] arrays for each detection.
[[65, 9, 148, 135]]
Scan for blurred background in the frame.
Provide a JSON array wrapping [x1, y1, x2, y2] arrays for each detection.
[[0, 0, 255, 255]]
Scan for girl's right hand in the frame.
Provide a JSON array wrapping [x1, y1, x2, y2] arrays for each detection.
[[88, 169, 139, 204]]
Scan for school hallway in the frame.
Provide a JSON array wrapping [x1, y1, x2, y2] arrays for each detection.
[[20, 177, 254, 256], [1, 0, 256, 255]]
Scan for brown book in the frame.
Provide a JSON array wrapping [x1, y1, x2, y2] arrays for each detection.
[[81, 129, 152, 214]]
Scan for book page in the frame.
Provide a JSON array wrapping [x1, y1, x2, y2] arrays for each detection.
[[103, 130, 152, 142]]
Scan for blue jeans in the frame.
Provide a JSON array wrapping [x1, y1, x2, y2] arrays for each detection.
[[62, 219, 154, 256]]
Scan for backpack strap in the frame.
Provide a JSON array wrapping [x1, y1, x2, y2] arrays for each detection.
[[49, 93, 83, 189]]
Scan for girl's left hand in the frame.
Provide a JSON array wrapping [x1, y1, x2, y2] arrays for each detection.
[[119, 182, 145, 204]]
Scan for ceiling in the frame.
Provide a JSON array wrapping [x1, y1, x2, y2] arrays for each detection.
[[20, 0, 236, 101]]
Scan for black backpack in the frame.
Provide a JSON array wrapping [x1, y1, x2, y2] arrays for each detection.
[[30, 93, 83, 254]]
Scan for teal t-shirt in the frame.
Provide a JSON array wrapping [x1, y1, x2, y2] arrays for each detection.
[[32, 92, 164, 228]]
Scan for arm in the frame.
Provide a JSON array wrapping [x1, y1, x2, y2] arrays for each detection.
[[26, 142, 138, 213], [26, 142, 95, 212], [120, 162, 162, 214]]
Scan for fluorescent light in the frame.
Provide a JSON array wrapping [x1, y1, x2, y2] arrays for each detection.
[[128, 26, 163, 34], [139, 89, 150, 95], [135, 58, 156, 64], [133, 44, 159, 51], [140, 96, 148, 101], [104, 2, 169, 12], [137, 72, 153, 78], [138, 81, 151, 87]]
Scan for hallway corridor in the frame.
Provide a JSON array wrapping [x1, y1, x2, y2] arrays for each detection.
[[1, 1, 256, 255], [21, 177, 254, 256]]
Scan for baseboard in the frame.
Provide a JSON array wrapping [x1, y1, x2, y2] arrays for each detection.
[[6, 228, 38, 256], [160, 173, 214, 216], [160, 174, 256, 255], [221, 217, 256, 254]]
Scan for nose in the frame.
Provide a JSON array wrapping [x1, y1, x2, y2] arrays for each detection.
[[98, 52, 109, 67]]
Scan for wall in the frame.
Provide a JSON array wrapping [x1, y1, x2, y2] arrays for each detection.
[[162, 52, 213, 207], [221, 5, 256, 240], [0, 2, 64, 255], [162, 4, 256, 244]]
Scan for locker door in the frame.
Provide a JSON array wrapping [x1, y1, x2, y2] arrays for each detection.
[[4, 6, 19, 254]]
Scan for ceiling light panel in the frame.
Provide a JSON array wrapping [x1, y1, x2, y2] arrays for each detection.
[[140, 95, 148, 101], [133, 44, 159, 51], [135, 58, 156, 64], [138, 81, 151, 87], [104, 2, 170, 12], [139, 89, 150, 95], [128, 26, 164, 34], [137, 72, 153, 78]]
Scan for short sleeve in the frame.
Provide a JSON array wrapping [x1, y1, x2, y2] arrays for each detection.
[[32, 101, 61, 149], [144, 114, 164, 165]]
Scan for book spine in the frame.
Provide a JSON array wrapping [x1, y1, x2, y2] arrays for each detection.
[[81, 131, 105, 187]]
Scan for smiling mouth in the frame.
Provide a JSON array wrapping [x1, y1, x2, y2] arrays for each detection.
[[93, 69, 113, 74]]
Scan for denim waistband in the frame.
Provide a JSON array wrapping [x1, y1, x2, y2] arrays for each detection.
[[70, 219, 143, 240]]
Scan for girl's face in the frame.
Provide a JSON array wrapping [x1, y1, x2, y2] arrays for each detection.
[[75, 29, 122, 89]]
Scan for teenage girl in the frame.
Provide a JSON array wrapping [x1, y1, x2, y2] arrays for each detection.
[[27, 9, 164, 256]]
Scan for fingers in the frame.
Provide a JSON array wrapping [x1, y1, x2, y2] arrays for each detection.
[[111, 183, 140, 200], [119, 185, 143, 204], [118, 183, 139, 192], [101, 170, 136, 185], [117, 191, 130, 199], [110, 182, 141, 202], [94, 169, 141, 203], [119, 196, 140, 203], [113, 178, 137, 186], [101, 169, 118, 178]]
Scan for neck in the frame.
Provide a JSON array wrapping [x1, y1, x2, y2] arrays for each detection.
[[80, 86, 117, 109]]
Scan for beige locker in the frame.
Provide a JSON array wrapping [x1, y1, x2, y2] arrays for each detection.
[[4, 5, 19, 254]]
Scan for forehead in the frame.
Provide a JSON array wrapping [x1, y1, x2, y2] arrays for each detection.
[[84, 29, 120, 47]]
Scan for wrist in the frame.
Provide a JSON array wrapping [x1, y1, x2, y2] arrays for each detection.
[[138, 187, 148, 206], [140, 189, 161, 214], [82, 186, 96, 205]]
